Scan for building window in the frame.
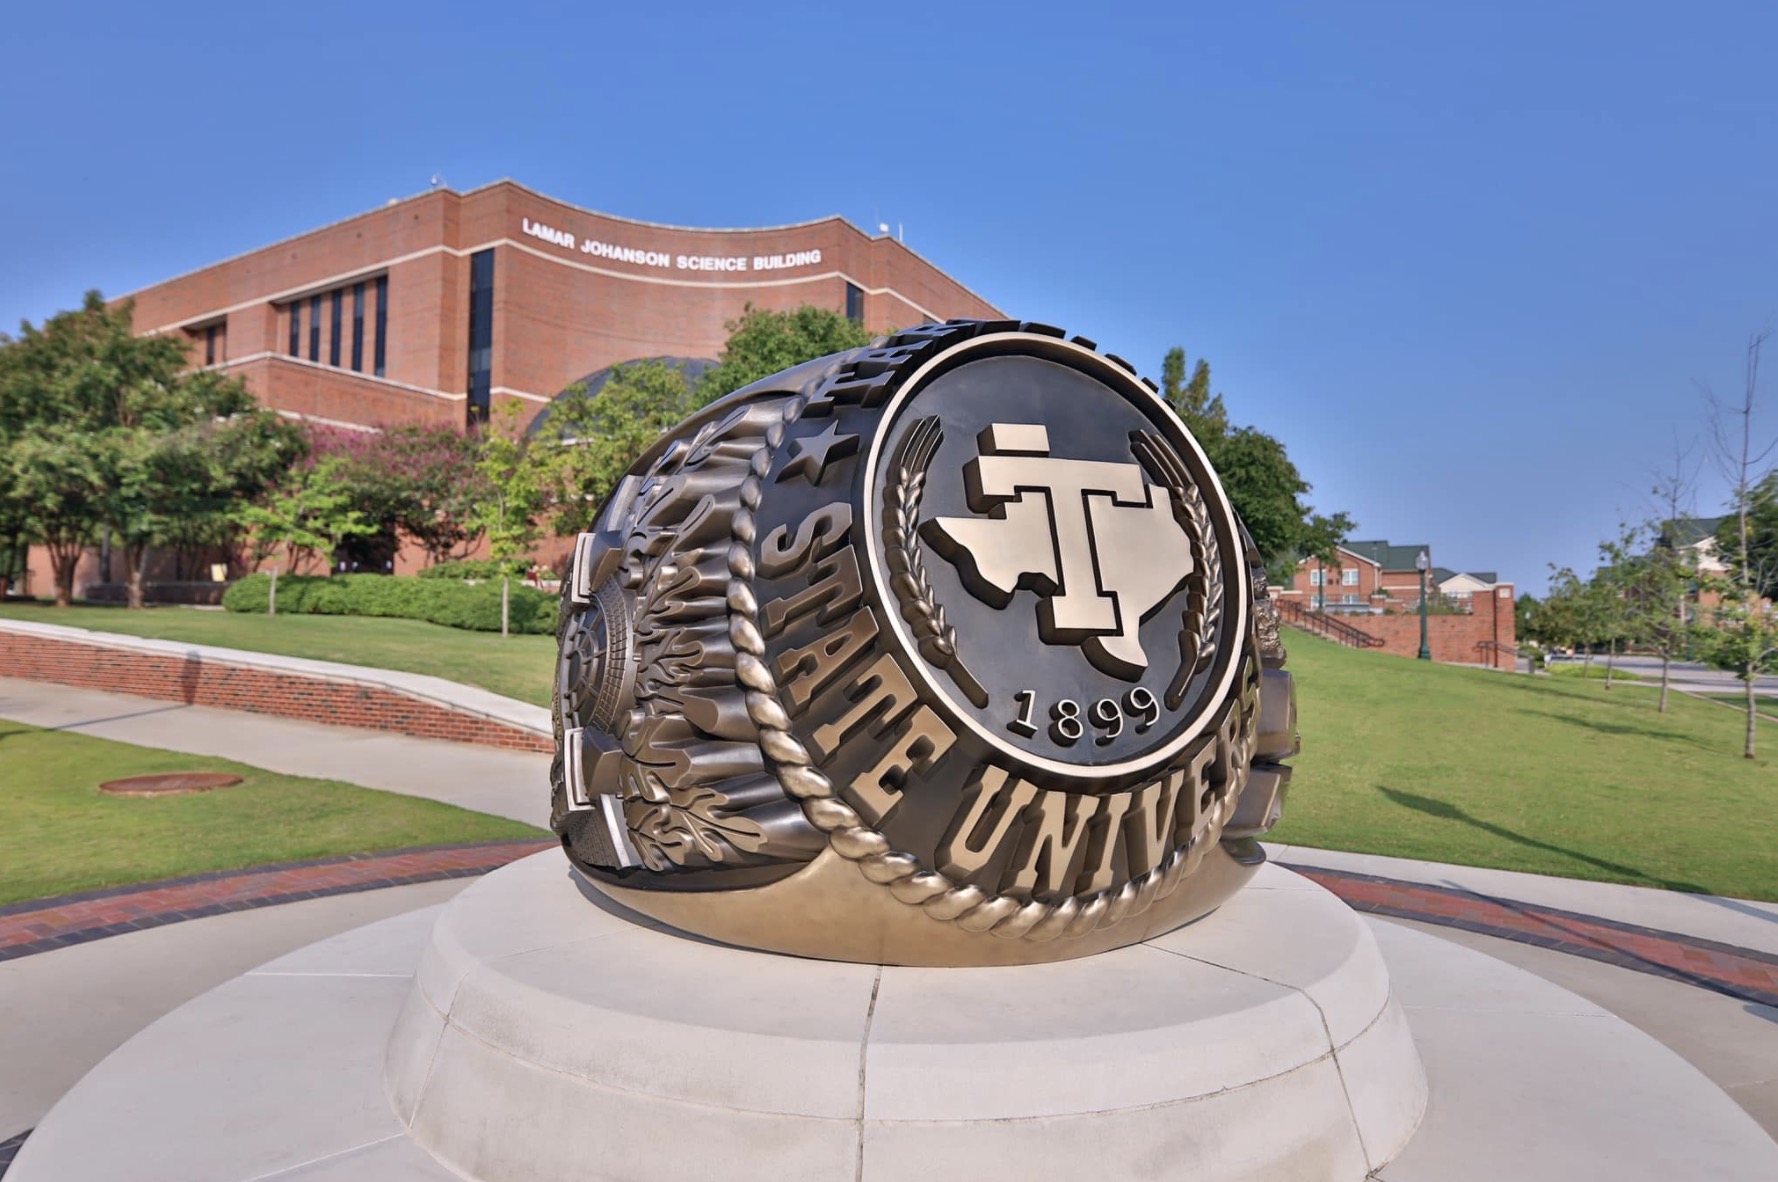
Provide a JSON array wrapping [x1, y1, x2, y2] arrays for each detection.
[[205, 324, 218, 366], [845, 282, 864, 323], [1341, 568, 1359, 586], [329, 290, 343, 367], [308, 294, 321, 362], [466, 249, 494, 425], [1309, 569, 1323, 587], [288, 303, 300, 357], [1342, 594, 1359, 605], [351, 283, 365, 372], [374, 276, 388, 377]]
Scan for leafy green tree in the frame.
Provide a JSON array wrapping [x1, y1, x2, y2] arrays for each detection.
[[0, 425, 106, 605], [1160, 346, 1229, 443], [309, 421, 488, 568], [1157, 346, 1350, 575], [1531, 567, 1586, 656], [471, 403, 545, 638], [1593, 524, 1651, 690], [233, 457, 373, 615], [0, 291, 265, 606], [531, 360, 698, 537], [1701, 330, 1778, 757], [1721, 469, 1778, 602], [695, 304, 873, 406]]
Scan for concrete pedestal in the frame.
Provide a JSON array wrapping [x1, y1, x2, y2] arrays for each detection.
[[11, 854, 1778, 1182], [387, 854, 1425, 1182]]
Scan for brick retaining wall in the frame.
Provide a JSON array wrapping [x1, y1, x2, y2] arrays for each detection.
[[1356, 612, 1516, 670], [0, 629, 551, 752]]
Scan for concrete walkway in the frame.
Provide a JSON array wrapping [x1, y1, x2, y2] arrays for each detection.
[[1381, 916, 1778, 1137], [1267, 842, 1778, 957], [0, 677, 550, 829], [0, 880, 470, 1138]]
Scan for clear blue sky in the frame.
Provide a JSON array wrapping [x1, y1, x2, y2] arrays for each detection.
[[5, 2, 1776, 593]]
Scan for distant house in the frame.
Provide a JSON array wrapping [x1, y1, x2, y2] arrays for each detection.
[[1658, 516, 1773, 618], [1274, 538, 1518, 668], [1278, 541, 1510, 617], [1278, 540, 1431, 613]]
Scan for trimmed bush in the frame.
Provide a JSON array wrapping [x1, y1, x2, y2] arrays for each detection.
[[417, 559, 508, 581], [223, 573, 557, 634]]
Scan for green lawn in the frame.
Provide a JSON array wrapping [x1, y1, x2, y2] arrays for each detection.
[[0, 719, 546, 904], [0, 601, 556, 707], [1271, 629, 1778, 900], [7, 604, 1775, 901]]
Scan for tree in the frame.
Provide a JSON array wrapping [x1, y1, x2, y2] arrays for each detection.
[[1161, 346, 1228, 443], [233, 457, 373, 615], [1593, 523, 1649, 690], [0, 291, 262, 606], [1701, 330, 1778, 757], [1158, 346, 1351, 576], [0, 425, 105, 605], [1532, 567, 1587, 657], [1644, 441, 1706, 712], [309, 421, 487, 568], [471, 403, 544, 637], [531, 360, 698, 537], [1723, 468, 1778, 602], [695, 304, 873, 406]]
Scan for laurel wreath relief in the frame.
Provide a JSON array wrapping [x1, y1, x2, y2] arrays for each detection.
[[884, 416, 989, 707], [1131, 430, 1223, 710]]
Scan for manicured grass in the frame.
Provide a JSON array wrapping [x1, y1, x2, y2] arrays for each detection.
[[1271, 629, 1778, 901], [8, 604, 1774, 900], [1545, 661, 1642, 681], [0, 601, 556, 707], [0, 719, 545, 905]]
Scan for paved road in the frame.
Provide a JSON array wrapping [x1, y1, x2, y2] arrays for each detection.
[[0, 677, 551, 829], [1548, 654, 1778, 698]]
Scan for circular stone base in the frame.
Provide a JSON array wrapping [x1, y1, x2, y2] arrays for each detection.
[[386, 853, 1427, 1182], [98, 772, 242, 796]]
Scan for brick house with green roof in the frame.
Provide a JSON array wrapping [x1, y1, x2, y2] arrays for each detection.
[[1275, 539, 1518, 668]]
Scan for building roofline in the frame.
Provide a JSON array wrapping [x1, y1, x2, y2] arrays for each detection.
[[118, 179, 1002, 318]]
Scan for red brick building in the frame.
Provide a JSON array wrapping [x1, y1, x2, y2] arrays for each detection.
[[22, 181, 1001, 596], [1277, 540, 1518, 668], [127, 179, 1000, 432]]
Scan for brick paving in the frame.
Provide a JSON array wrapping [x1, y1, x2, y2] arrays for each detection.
[[3, 840, 1772, 1013], [1286, 863, 1778, 1009], [0, 839, 551, 965]]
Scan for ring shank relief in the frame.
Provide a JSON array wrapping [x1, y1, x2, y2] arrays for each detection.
[[549, 321, 1293, 966]]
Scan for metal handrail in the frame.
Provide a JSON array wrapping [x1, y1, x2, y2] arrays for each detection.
[[1276, 598, 1386, 648]]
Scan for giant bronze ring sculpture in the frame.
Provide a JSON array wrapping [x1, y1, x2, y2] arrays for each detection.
[[551, 320, 1295, 965]]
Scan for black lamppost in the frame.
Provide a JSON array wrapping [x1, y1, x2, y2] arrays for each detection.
[[1415, 550, 1432, 660]]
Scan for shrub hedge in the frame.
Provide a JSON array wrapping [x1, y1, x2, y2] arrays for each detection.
[[222, 573, 558, 634], [416, 559, 508, 581]]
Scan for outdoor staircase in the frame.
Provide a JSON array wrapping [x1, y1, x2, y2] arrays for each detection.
[[1275, 598, 1386, 649]]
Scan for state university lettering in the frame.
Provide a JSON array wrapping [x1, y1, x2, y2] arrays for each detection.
[[550, 320, 1298, 965], [521, 215, 823, 273]]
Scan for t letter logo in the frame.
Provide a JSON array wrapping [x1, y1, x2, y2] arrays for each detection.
[[923, 423, 1196, 679]]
